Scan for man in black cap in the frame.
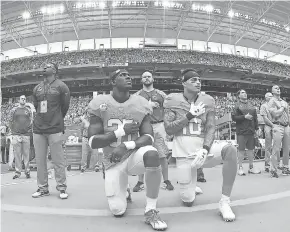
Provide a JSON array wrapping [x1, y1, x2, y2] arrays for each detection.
[[164, 69, 237, 222], [87, 69, 167, 230], [31, 63, 70, 199]]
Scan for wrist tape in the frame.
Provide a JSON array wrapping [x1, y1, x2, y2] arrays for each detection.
[[114, 126, 126, 138], [123, 141, 136, 150]]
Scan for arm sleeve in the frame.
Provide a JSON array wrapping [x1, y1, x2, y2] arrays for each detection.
[[60, 83, 71, 118]]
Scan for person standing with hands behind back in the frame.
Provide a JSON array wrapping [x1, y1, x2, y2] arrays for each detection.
[[31, 63, 70, 199], [232, 89, 261, 176], [268, 85, 290, 178]]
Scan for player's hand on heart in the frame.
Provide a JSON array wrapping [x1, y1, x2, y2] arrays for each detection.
[[123, 122, 139, 135], [149, 100, 160, 108], [189, 102, 205, 117], [245, 113, 253, 120], [110, 143, 127, 163], [189, 149, 208, 168]]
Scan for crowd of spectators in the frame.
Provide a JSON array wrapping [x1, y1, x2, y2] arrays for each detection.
[[1, 49, 290, 77], [213, 96, 264, 119], [1, 94, 267, 130]]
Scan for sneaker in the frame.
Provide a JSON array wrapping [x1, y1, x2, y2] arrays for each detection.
[[133, 181, 145, 192], [12, 175, 20, 180], [248, 167, 261, 174], [195, 186, 203, 195], [270, 170, 279, 178], [161, 180, 174, 191], [265, 166, 270, 173], [237, 167, 246, 176], [126, 187, 132, 203], [144, 209, 167, 231], [94, 165, 100, 172], [80, 169, 85, 174], [59, 190, 68, 199], [278, 164, 283, 170], [25, 173, 31, 179], [219, 198, 235, 222], [32, 189, 50, 198], [197, 177, 206, 183], [282, 167, 290, 176]]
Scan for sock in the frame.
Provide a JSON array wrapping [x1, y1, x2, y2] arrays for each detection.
[[145, 197, 158, 213], [247, 150, 254, 169], [145, 166, 161, 211], [221, 194, 230, 202]]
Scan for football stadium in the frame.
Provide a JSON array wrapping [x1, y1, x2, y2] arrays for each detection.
[[1, 1, 290, 231]]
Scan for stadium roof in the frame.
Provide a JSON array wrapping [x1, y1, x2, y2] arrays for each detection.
[[1, 1, 290, 57]]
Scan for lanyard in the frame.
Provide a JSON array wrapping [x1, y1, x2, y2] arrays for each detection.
[[43, 79, 56, 99]]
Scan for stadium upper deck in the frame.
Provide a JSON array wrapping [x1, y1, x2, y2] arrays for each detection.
[[1, 1, 290, 63]]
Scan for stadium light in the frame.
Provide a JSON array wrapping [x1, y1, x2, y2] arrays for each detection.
[[228, 10, 234, 18], [205, 4, 213, 13], [162, 1, 170, 8], [22, 11, 31, 19], [99, 2, 106, 9]]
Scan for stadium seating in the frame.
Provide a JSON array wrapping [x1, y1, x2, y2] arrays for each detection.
[[1, 49, 290, 77]]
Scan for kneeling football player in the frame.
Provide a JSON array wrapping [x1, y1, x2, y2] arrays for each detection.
[[87, 69, 167, 230], [163, 69, 237, 222]]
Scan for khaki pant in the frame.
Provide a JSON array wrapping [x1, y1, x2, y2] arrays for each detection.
[[11, 135, 30, 175], [33, 133, 67, 192], [271, 125, 290, 170], [264, 125, 272, 167]]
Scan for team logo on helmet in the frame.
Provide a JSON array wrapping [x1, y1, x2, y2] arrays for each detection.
[[99, 103, 108, 111]]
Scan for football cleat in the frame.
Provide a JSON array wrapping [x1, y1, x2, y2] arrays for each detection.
[[195, 186, 203, 195], [219, 199, 235, 222], [145, 209, 167, 231]]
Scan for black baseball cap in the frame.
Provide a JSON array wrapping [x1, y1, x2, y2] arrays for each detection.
[[110, 69, 129, 81], [181, 69, 200, 82]]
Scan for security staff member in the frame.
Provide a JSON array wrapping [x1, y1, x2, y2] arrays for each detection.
[[31, 63, 70, 199]]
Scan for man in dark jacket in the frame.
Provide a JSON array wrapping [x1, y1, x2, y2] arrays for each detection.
[[31, 63, 70, 199], [232, 89, 260, 176]]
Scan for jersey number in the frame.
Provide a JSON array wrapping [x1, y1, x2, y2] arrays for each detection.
[[183, 119, 202, 135], [108, 119, 133, 147]]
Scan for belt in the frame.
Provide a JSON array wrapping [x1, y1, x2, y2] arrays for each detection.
[[273, 122, 288, 127], [151, 121, 164, 124]]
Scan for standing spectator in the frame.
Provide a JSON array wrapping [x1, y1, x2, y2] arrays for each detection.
[[133, 71, 174, 191], [31, 63, 70, 199], [1, 130, 6, 163], [260, 92, 274, 173], [80, 111, 100, 173], [9, 95, 32, 179], [268, 85, 290, 177], [232, 89, 261, 176]]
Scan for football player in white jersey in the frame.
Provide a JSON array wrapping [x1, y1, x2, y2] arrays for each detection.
[[163, 69, 238, 222], [87, 69, 167, 230]]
